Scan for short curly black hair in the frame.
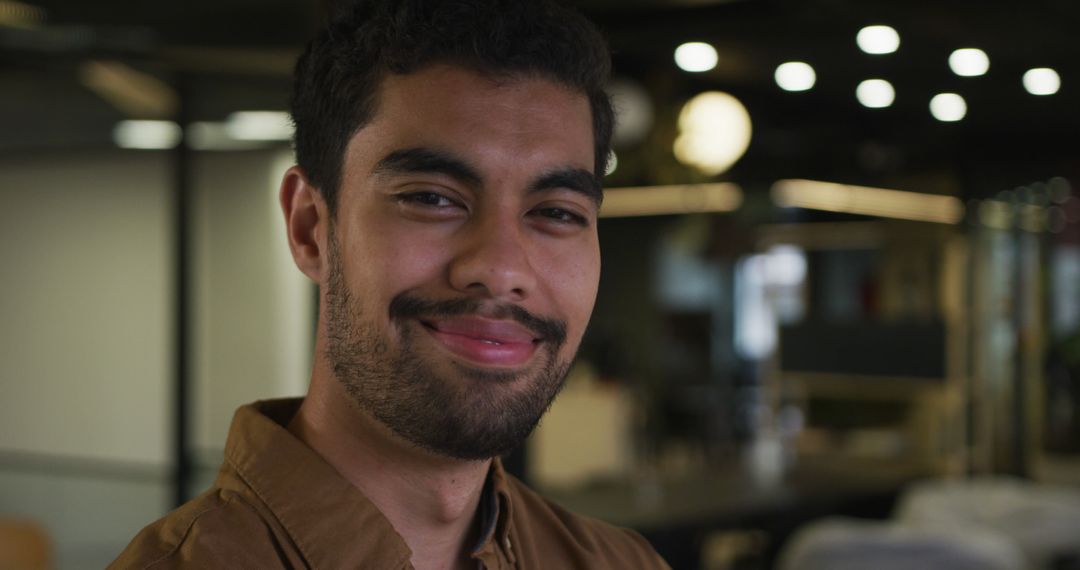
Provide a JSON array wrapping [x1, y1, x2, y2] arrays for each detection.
[[290, 0, 614, 215]]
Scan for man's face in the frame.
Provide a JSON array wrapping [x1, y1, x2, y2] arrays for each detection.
[[323, 65, 600, 460]]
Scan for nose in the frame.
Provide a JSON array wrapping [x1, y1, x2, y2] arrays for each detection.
[[448, 213, 537, 302]]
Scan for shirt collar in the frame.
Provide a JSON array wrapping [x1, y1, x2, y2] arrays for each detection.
[[221, 398, 413, 569], [220, 398, 517, 569]]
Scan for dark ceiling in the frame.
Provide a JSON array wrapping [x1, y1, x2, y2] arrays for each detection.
[[2, 0, 1078, 198]]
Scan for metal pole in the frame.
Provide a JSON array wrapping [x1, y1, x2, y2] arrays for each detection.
[[1010, 214, 1027, 476], [172, 77, 192, 507]]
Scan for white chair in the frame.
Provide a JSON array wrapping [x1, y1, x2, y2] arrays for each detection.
[[895, 477, 1080, 569], [777, 517, 1027, 570]]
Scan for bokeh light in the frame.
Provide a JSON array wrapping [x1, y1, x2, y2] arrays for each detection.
[[674, 42, 719, 73], [856, 25, 900, 55], [856, 79, 895, 108], [930, 93, 967, 122], [775, 62, 817, 92]]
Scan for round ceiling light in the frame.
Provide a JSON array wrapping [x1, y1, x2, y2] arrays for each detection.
[[856, 79, 896, 108], [673, 91, 752, 176], [775, 62, 816, 92], [948, 48, 990, 77], [930, 93, 967, 122], [674, 42, 719, 73], [856, 25, 900, 55], [1023, 68, 1061, 95]]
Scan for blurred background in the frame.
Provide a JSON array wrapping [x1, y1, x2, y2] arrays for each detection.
[[2, 0, 1080, 568]]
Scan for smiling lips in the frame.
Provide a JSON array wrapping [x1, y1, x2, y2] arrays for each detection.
[[421, 315, 541, 367]]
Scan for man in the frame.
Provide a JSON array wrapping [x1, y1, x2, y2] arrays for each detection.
[[113, 0, 670, 568]]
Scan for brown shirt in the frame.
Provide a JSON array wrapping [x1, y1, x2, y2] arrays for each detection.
[[110, 399, 670, 569]]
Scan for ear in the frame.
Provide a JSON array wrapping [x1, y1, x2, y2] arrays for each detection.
[[279, 166, 329, 283]]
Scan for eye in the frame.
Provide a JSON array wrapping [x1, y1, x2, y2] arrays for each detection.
[[397, 191, 460, 208], [531, 207, 589, 227], [392, 190, 468, 221]]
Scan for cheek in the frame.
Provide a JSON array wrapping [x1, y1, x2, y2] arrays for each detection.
[[343, 222, 450, 301], [542, 241, 600, 334]]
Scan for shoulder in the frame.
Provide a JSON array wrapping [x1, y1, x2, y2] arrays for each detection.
[[108, 489, 294, 569], [505, 476, 670, 569]]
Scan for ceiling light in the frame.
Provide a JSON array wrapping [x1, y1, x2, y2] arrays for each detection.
[[856, 79, 895, 108], [113, 120, 181, 150], [674, 42, 719, 73], [929, 93, 967, 122], [673, 91, 752, 176], [775, 62, 816, 92], [771, 179, 964, 224], [80, 60, 178, 119], [600, 183, 743, 218], [856, 25, 900, 55], [1023, 68, 1061, 95], [948, 48, 990, 77], [225, 111, 293, 141], [0, 0, 45, 28]]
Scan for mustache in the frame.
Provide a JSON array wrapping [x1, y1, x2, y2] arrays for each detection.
[[389, 293, 567, 346]]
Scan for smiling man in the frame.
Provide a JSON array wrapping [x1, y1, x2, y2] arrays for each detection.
[[112, 1, 669, 569]]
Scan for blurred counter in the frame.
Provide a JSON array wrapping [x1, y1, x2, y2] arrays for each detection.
[[539, 457, 929, 568]]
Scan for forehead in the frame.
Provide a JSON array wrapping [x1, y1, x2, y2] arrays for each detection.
[[379, 64, 591, 132], [342, 65, 595, 181]]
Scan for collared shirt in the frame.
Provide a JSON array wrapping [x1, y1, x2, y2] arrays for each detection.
[[110, 399, 670, 569]]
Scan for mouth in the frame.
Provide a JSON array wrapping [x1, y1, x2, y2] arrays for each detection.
[[419, 315, 542, 368]]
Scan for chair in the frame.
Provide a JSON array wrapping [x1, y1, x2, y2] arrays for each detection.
[[0, 518, 51, 570], [777, 517, 1026, 570], [895, 477, 1080, 569]]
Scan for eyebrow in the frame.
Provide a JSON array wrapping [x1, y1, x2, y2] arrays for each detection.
[[529, 168, 604, 207], [372, 147, 483, 187], [373, 146, 603, 206]]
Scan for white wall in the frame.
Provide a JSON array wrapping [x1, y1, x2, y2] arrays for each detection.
[[0, 150, 173, 465], [0, 147, 315, 569], [191, 149, 314, 454]]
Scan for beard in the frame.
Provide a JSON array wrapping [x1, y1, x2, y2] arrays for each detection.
[[322, 233, 574, 460]]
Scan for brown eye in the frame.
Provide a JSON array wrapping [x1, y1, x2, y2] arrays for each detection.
[[397, 191, 461, 208], [532, 207, 588, 226]]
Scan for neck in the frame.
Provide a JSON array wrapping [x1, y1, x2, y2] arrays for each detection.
[[289, 366, 491, 570]]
